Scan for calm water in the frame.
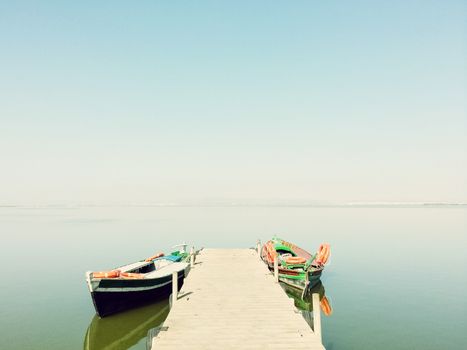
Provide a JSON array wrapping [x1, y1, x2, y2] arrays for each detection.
[[0, 206, 465, 349]]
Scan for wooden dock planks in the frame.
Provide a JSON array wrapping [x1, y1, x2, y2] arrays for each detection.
[[151, 248, 325, 349]]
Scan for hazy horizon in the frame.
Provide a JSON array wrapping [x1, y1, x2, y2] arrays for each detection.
[[1, 199, 466, 207], [1, 1, 465, 204]]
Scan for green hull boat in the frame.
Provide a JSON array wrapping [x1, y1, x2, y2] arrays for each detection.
[[260, 237, 330, 295]]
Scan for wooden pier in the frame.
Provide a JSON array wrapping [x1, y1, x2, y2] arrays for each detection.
[[150, 248, 325, 349]]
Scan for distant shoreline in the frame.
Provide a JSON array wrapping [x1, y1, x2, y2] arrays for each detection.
[[1, 202, 466, 209]]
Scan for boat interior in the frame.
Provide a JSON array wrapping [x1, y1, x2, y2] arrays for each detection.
[[275, 246, 297, 259], [90, 255, 185, 280], [117, 255, 183, 273]]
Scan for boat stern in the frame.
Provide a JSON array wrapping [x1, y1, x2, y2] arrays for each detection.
[[306, 267, 323, 288]]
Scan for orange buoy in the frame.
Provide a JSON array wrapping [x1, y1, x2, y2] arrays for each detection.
[[315, 243, 330, 265], [320, 296, 333, 316], [264, 242, 277, 264], [285, 256, 307, 264], [92, 270, 120, 279], [120, 272, 145, 279], [145, 252, 164, 262]]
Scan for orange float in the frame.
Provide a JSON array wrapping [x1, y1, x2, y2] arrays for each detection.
[[145, 252, 164, 262], [263, 242, 278, 264], [285, 256, 307, 264], [120, 272, 145, 279], [315, 243, 330, 265], [320, 296, 333, 316], [92, 270, 120, 279]]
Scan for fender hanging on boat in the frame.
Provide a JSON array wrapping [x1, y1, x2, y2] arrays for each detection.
[[320, 295, 333, 316], [315, 243, 330, 265]]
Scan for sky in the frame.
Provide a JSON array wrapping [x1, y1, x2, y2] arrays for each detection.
[[0, 0, 465, 205]]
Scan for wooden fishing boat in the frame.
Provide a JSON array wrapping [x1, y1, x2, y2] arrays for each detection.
[[85, 246, 190, 318], [260, 237, 330, 293]]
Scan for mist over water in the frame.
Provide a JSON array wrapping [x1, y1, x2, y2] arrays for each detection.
[[0, 206, 465, 349]]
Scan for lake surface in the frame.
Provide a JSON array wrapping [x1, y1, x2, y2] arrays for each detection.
[[0, 206, 465, 349]]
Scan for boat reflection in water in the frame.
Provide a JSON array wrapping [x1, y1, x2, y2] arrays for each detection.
[[281, 281, 333, 328], [83, 298, 169, 350]]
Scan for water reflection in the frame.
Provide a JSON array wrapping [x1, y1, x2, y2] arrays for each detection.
[[281, 281, 333, 328], [83, 298, 169, 350]]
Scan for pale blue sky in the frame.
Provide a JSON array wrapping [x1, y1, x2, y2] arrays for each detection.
[[0, 1, 465, 204]]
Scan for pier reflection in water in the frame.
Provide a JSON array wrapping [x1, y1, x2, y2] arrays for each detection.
[[281, 281, 333, 328], [83, 298, 169, 350]]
